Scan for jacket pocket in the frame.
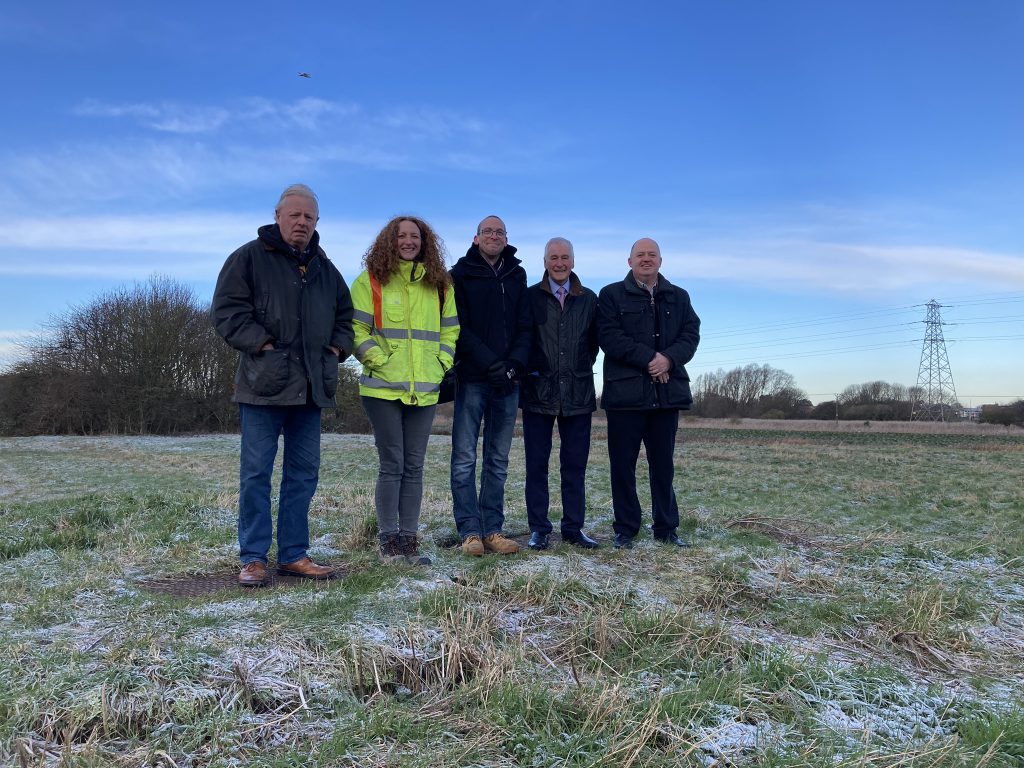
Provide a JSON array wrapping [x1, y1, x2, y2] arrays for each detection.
[[322, 348, 340, 398], [243, 348, 290, 397], [602, 368, 649, 409], [664, 371, 693, 409], [572, 371, 597, 411]]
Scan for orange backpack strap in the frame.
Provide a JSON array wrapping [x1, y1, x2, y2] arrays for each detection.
[[369, 274, 384, 330]]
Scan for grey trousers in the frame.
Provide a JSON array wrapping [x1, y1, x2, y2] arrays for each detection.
[[361, 396, 437, 536]]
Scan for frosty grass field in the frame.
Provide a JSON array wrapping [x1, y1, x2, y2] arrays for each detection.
[[1, 420, 1022, 767]]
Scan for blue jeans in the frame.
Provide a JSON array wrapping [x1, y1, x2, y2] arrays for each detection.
[[450, 381, 519, 539], [238, 401, 321, 566]]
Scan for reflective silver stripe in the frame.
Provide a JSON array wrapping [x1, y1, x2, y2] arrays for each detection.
[[374, 327, 443, 341], [440, 316, 459, 327], [353, 309, 374, 325], [355, 339, 380, 359], [360, 375, 408, 391], [360, 376, 441, 393], [440, 344, 454, 357]]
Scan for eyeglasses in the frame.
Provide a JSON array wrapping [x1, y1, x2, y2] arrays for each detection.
[[478, 228, 507, 238]]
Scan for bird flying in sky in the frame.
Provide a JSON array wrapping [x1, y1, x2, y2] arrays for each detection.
[[298, 72, 311, 78]]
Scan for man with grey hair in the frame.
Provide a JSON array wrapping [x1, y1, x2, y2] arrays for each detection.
[[520, 237, 600, 550], [213, 184, 354, 586]]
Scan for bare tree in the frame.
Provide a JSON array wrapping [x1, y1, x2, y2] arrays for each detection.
[[0, 277, 237, 434], [692, 364, 807, 418]]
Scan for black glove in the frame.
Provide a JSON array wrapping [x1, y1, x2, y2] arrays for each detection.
[[488, 360, 517, 395], [487, 361, 508, 389]]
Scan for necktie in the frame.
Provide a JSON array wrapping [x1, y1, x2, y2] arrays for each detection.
[[556, 285, 566, 309]]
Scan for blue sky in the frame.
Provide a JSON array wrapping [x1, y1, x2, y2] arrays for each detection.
[[1, 1, 1022, 404]]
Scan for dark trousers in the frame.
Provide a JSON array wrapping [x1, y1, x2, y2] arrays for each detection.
[[606, 408, 680, 539], [361, 396, 437, 536], [522, 410, 592, 536]]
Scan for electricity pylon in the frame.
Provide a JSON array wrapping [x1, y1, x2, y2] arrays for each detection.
[[910, 299, 959, 421]]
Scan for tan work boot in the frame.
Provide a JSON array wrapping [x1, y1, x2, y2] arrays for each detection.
[[461, 535, 485, 557], [483, 533, 520, 555]]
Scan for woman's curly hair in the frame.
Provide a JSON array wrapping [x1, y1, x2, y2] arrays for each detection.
[[362, 216, 450, 288]]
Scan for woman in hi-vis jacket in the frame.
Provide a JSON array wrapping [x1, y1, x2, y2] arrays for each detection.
[[351, 216, 459, 565]]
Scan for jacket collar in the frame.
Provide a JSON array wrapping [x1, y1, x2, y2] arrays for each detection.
[[397, 259, 425, 283], [536, 270, 584, 296], [624, 271, 671, 295], [258, 224, 325, 262], [462, 243, 520, 275]]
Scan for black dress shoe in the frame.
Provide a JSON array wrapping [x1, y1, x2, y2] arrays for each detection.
[[655, 533, 691, 548], [528, 531, 551, 550], [613, 534, 634, 550], [562, 531, 600, 549]]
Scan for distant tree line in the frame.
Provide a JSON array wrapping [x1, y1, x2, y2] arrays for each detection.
[[0, 278, 1016, 434], [690, 367, 975, 423], [810, 380, 919, 422], [980, 401, 1024, 426], [0, 278, 368, 436], [691, 364, 810, 419]]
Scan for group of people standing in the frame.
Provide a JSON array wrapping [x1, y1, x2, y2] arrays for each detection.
[[212, 185, 700, 587]]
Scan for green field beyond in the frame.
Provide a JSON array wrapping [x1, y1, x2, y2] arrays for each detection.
[[1, 426, 1023, 766]]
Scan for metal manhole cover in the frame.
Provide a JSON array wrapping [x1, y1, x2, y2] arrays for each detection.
[[140, 564, 359, 598]]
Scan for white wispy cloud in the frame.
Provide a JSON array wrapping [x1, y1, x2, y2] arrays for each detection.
[[2, 210, 1021, 298], [0, 213, 381, 280], [73, 97, 361, 135], [0, 97, 552, 211]]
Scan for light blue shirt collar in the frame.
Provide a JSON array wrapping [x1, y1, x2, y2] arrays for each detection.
[[548, 276, 570, 296]]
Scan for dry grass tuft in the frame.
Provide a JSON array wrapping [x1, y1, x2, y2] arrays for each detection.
[[725, 515, 826, 545]]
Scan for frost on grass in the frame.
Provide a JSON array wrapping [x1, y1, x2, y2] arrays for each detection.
[[694, 713, 790, 767]]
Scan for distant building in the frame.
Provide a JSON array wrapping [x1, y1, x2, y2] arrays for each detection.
[[959, 406, 983, 421]]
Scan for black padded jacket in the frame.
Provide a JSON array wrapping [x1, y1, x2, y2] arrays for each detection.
[[597, 272, 700, 411]]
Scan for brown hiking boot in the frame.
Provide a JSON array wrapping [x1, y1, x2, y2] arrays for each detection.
[[461, 535, 485, 557], [399, 534, 431, 566], [483, 533, 520, 555], [378, 533, 406, 563], [239, 561, 268, 587]]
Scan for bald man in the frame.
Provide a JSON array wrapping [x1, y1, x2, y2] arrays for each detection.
[[596, 238, 701, 550]]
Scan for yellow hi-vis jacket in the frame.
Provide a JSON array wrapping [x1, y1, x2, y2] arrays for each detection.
[[351, 260, 459, 405]]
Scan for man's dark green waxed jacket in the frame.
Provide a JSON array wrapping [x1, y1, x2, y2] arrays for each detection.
[[519, 271, 599, 417], [212, 224, 354, 408]]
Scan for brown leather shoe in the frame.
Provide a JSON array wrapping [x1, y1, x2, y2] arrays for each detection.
[[238, 561, 268, 587], [277, 556, 336, 580]]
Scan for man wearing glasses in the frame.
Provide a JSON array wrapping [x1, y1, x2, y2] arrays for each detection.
[[449, 215, 533, 556]]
